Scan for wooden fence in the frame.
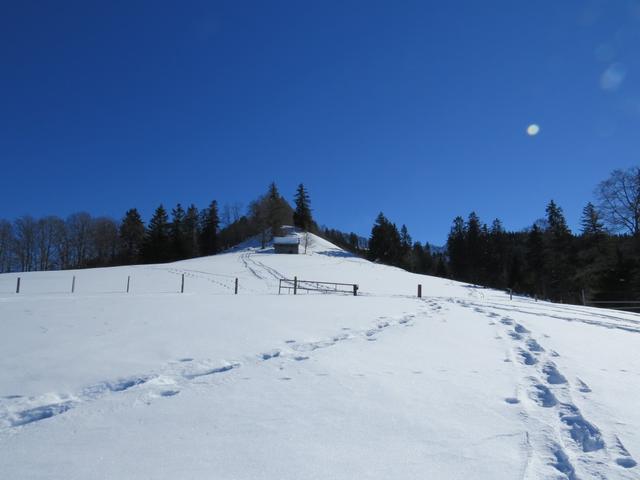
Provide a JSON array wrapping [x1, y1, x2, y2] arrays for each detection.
[[278, 277, 359, 296]]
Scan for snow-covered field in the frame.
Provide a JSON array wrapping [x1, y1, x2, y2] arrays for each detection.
[[0, 233, 638, 479]]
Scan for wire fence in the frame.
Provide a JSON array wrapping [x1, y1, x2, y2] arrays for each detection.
[[0, 271, 240, 296]]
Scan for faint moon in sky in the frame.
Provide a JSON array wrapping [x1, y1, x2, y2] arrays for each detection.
[[527, 124, 540, 136]]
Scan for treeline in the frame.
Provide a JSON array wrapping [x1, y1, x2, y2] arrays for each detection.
[[366, 213, 448, 276], [442, 167, 640, 304], [0, 182, 314, 272], [442, 198, 640, 304], [5, 165, 640, 307], [366, 166, 640, 304]]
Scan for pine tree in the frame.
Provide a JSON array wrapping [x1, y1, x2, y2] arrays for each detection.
[[447, 216, 467, 280], [143, 205, 170, 263], [119, 208, 145, 264], [200, 200, 220, 256], [293, 184, 313, 231], [170, 203, 187, 260], [526, 224, 545, 296], [399, 224, 412, 269], [184, 204, 200, 258], [465, 212, 484, 284], [484, 218, 505, 287], [544, 200, 575, 299], [266, 182, 289, 238], [545, 200, 570, 237], [580, 202, 604, 236], [368, 213, 401, 264]]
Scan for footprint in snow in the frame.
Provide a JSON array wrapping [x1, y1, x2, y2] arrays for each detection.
[[505, 397, 519, 404], [261, 350, 281, 361], [160, 390, 180, 397], [508, 331, 523, 341], [514, 323, 530, 334], [518, 349, 537, 366], [576, 379, 592, 393], [526, 339, 544, 353], [614, 436, 637, 468], [529, 383, 557, 408], [542, 363, 567, 385]]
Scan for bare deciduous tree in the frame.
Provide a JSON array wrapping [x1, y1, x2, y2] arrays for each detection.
[[14, 216, 37, 271], [92, 217, 118, 265], [66, 212, 93, 267], [220, 202, 243, 228], [0, 220, 14, 272], [36, 216, 64, 270], [596, 167, 640, 236]]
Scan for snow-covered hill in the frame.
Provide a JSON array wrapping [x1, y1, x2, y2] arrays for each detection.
[[0, 231, 638, 479]]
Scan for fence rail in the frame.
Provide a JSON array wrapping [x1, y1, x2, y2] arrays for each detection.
[[278, 277, 359, 296]]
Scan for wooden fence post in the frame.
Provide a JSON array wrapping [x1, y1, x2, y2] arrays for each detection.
[[126, 276, 130, 293], [581, 289, 586, 306], [181, 274, 185, 293], [353, 284, 358, 296], [417, 284, 422, 298], [293, 276, 297, 295], [71, 275, 76, 293], [509, 288, 513, 300], [235, 277, 238, 295], [16, 277, 20, 294]]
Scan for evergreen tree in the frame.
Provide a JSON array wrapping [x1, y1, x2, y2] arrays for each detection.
[[400, 225, 412, 252], [486, 218, 507, 287], [526, 224, 545, 296], [447, 216, 467, 280], [170, 204, 187, 260], [293, 184, 313, 231], [545, 200, 570, 237], [544, 200, 575, 299], [435, 255, 448, 278], [184, 204, 200, 258], [119, 208, 145, 264], [465, 212, 484, 284], [266, 182, 290, 238], [580, 202, 604, 236], [368, 213, 401, 264], [200, 200, 220, 256], [250, 183, 293, 246], [348, 232, 360, 251], [399, 224, 412, 268], [142, 205, 170, 263]]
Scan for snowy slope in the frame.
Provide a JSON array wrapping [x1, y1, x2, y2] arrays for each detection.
[[0, 231, 638, 479]]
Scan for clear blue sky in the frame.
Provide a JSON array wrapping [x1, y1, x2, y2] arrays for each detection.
[[1, 1, 639, 245]]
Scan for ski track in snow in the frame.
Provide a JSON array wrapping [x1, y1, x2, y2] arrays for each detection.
[[455, 299, 638, 478], [0, 305, 429, 432]]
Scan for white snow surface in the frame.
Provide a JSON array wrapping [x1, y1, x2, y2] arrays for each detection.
[[0, 231, 639, 479]]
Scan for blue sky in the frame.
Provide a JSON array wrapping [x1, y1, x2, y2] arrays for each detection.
[[1, 1, 639, 245]]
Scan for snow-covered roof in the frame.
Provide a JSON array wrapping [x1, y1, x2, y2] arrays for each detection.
[[273, 236, 300, 245]]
